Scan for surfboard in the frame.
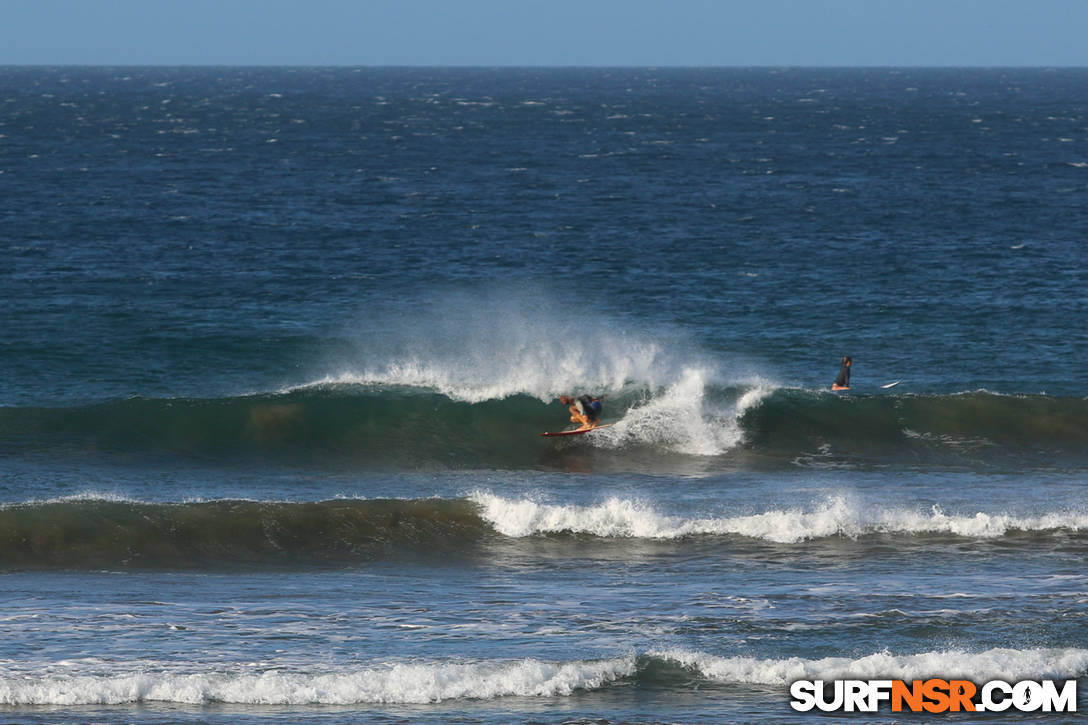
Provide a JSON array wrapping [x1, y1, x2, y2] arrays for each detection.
[[540, 423, 614, 438], [881, 380, 901, 389]]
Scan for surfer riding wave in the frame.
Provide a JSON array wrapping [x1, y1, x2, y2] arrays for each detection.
[[832, 356, 852, 391], [560, 394, 603, 430]]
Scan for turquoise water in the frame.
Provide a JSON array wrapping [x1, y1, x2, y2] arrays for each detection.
[[2, 67, 1087, 723]]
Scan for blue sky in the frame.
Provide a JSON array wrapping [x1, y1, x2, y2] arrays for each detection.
[[4, 0, 1087, 66]]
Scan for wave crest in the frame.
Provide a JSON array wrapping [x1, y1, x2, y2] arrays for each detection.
[[651, 647, 1088, 685], [4, 386, 1084, 471], [3, 648, 1085, 705], [471, 493, 1088, 543], [3, 494, 1088, 569]]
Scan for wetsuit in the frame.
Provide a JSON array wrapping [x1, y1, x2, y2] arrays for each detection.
[[833, 363, 851, 388], [576, 395, 602, 423]]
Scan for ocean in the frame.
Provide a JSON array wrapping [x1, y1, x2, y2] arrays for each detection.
[[1, 66, 1087, 723]]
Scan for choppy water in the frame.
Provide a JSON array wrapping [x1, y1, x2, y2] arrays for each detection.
[[2, 66, 1087, 723]]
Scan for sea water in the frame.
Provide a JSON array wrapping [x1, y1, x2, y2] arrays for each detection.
[[1, 66, 1087, 723]]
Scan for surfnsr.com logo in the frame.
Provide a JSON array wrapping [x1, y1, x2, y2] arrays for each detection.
[[790, 679, 1078, 713]]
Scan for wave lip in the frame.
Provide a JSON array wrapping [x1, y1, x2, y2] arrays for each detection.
[[650, 647, 1088, 685], [4, 494, 1088, 569], [471, 493, 1088, 544], [1, 386, 1086, 471]]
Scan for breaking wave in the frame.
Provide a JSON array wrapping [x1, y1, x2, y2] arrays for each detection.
[[469, 492, 1088, 542], [0, 384, 1084, 471], [3, 493, 1087, 570], [3, 648, 1086, 705]]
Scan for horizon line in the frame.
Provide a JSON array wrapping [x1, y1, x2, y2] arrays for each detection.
[[3, 63, 1087, 70]]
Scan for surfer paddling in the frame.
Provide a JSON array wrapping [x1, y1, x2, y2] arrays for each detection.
[[831, 356, 852, 390], [559, 394, 602, 430]]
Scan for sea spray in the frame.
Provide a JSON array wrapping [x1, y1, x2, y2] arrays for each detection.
[[330, 284, 730, 403]]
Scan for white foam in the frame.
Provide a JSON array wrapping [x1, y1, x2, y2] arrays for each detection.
[[5, 649, 1085, 705], [652, 647, 1088, 685], [300, 366, 771, 458], [882, 504, 1088, 538], [0, 657, 636, 706], [471, 492, 687, 539], [291, 286, 780, 456], [596, 368, 774, 456], [470, 493, 1088, 543], [0, 491, 141, 509]]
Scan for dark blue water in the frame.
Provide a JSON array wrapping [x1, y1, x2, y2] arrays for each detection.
[[2, 67, 1087, 723]]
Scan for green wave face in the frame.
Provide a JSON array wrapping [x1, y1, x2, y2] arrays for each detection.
[[1, 386, 1085, 471], [0, 497, 491, 570]]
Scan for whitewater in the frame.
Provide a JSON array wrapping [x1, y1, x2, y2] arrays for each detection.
[[4, 66, 1088, 724], [5, 648, 1087, 706], [4, 491, 1088, 570], [469, 492, 1088, 542]]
